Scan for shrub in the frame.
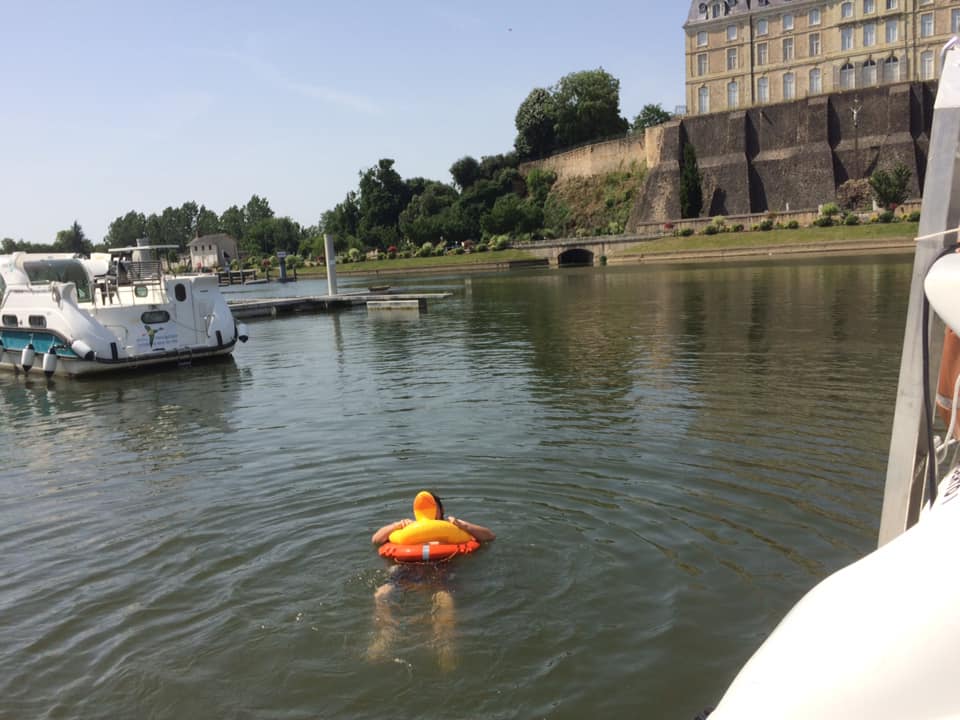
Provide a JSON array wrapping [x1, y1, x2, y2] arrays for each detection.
[[870, 164, 912, 209], [680, 227, 695, 237], [907, 210, 921, 222], [732, 223, 745, 232], [844, 213, 860, 226], [878, 210, 896, 223], [813, 216, 834, 227], [477, 242, 489, 252], [417, 242, 434, 257], [786, 220, 800, 229], [703, 224, 719, 235], [759, 219, 774, 231], [820, 202, 841, 218]]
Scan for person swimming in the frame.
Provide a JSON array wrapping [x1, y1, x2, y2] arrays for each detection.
[[368, 491, 494, 670]]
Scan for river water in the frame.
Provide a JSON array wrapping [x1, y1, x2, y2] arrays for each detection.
[[0, 255, 913, 719]]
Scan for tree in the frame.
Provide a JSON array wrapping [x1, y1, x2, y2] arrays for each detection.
[[679, 143, 703, 219], [450, 156, 481, 191], [196, 205, 221, 236], [321, 191, 361, 251], [552, 69, 628, 148], [105, 211, 147, 248], [220, 205, 246, 240], [357, 159, 410, 251], [869, 163, 912, 208], [54, 221, 92, 256], [514, 87, 557, 160], [525, 169, 557, 206], [244, 195, 274, 226], [631, 103, 672, 132]]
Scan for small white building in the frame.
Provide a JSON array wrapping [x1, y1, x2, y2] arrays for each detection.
[[188, 234, 239, 271]]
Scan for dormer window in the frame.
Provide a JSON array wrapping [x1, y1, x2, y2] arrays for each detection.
[[712, 3, 721, 18], [699, 3, 708, 19]]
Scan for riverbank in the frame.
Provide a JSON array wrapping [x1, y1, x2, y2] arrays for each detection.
[[290, 222, 918, 278]]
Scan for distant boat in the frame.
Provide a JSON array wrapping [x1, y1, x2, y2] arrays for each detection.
[[368, 285, 392, 293], [0, 242, 249, 377]]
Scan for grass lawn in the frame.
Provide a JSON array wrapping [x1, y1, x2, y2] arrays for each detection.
[[625, 221, 918, 254], [291, 222, 918, 277]]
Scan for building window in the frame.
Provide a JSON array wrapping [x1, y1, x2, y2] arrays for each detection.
[[921, 50, 935, 80], [727, 81, 739, 109], [884, 55, 899, 83], [758, 77, 769, 103], [712, 3, 722, 18], [697, 53, 708, 76], [727, 24, 737, 41], [863, 59, 877, 86], [697, 31, 708, 47], [840, 62, 856, 89], [809, 68, 822, 94], [698, 87, 710, 114], [758, 18, 769, 35], [863, 0, 875, 13], [841, 2, 853, 19], [863, 21, 876, 46], [954, 8, 960, 34], [809, 33, 821, 56], [757, 42, 768, 65], [699, 2, 708, 19], [783, 13, 794, 31], [841, 26, 854, 50], [920, 13, 933, 38], [783, 37, 794, 61], [809, 8, 821, 26], [727, 48, 737, 70], [783, 72, 795, 100], [885, 0, 896, 9], [885, 18, 898, 43]]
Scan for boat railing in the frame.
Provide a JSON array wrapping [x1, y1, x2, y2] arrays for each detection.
[[881, 39, 960, 545]]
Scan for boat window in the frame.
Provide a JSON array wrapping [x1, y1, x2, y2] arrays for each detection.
[[141, 310, 170, 324], [28, 315, 47, 328], [134, 285, 148, 298], [175, 283, 187, 301], [2, 314, 16, 326], [22, 259, 92, 302], [0, 274, 5, 297]]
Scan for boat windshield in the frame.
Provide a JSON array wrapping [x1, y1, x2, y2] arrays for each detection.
[[22, 259, 92, 302]]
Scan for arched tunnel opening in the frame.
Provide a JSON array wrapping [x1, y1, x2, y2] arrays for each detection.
[[557, 248, 594, 267]]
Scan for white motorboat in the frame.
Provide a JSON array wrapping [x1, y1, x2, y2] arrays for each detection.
[[0, 242, 248, 377], [700, 40, 960, 720]]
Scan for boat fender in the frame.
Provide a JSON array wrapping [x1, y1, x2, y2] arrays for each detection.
[[237, 323, 249, 343], [21, 343, 35, 373], [70, 339, 95, 362], [42, 349, 58, 377], [216, 330, 223, 347], [936, 327, 960, 439]]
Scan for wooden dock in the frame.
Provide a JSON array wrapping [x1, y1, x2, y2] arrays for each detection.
[[227, 292, 451, 319]]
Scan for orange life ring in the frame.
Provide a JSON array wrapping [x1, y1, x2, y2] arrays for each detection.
[[378, 539, 480, 563], [937, 327, 960, 439]]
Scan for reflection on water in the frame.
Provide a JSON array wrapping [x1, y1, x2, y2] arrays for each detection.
[[0, 256, 912, 718]]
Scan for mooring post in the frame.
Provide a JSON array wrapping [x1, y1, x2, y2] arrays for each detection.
[[324, 234, 338, 296]]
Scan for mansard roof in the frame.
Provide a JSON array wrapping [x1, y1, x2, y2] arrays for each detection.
[[685, 0, 803, 28]]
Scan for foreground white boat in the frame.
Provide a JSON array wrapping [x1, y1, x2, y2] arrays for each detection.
[[703, 40, 960, 720], [0, 244, 248, 377]]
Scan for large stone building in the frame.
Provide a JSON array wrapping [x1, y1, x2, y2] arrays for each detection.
[[684, 0, 959, 114]]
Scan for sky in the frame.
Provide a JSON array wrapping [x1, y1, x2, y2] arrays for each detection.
[[0, 1, 687, 244]]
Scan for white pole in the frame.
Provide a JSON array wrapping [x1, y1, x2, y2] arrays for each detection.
[[324, 234, 338, 296]]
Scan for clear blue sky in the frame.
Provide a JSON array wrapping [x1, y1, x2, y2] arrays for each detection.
[[0, 1, 687, 244]]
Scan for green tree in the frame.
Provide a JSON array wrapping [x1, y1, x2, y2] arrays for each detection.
[[679, 143, 703, 219], [552, 69, 628, 148], [514, 87, 557, 160], [399, 182, 459, 246], [54, 221, 92, 256], [196, 205, 221, 236], [220, 205, 246, 240], [450, 156, 481, 191], [631, 103, 672, 132], [357, 159, 410, 251], [869, 163, 912, 208], [244, 195, 274, 226], [544, 195, 572, 236], [321, 191, 361, 252], [524, 168, 557, 206], [105, 211, 146, 248], [481, 194, 524, 235], [244, 216, 304, 256]]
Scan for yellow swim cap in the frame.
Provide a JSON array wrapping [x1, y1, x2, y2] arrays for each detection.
[[413, 490, 440, 521]]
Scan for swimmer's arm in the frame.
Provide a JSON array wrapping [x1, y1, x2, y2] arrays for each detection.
[[371, 518, 412, 545], [448, 516, 496, 542]]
